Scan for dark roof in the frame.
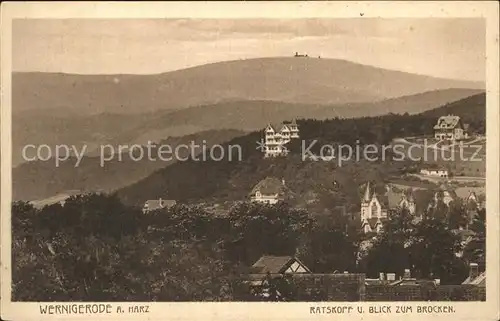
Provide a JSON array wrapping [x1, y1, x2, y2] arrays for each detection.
[[266, 120, 298, 132], [385, 189, 401, 208], [389, 279, 437, 287], [251, 255, 311, 274], [433, 115, 461, 129], [462, 272, 486, 287], [361, 217, 388, 229], [250, 177, 287, 197]]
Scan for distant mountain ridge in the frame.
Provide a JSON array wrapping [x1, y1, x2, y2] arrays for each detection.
[[13, 57, 484, 115]]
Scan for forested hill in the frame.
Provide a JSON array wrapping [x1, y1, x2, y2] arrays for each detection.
[[115, 93, 485, 207], [420, 92, 485, 133]]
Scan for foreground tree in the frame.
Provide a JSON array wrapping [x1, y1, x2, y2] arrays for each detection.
[[409, 217, 466, 284], [463, 208, 486, 269]]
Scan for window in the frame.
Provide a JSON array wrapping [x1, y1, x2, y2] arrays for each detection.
[[371, 202, 378, 217]]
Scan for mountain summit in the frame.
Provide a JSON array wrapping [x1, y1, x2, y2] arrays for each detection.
[[13, 57, 484, 115]]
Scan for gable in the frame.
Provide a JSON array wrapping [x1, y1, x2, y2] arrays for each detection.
[[265, 124, 275, 132], [280, 125, 290, 132], [284, 260, 309, 273], [251, 256, 311, 274], [370, 197, 381, 209], [250, 177, 286, 196], [434, 115, 460, 130]]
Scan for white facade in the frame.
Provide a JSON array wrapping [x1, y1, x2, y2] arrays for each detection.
[[251, 191, 280, 204], [249, 177, 286, 204], [433, 115, 468, 141], [285, 261, 309, 273], [264, 120, 299, 158], [420, 169, 449, 178], [398, 194, 416, 215]]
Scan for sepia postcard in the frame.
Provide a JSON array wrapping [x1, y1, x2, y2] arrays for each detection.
[[1, 1, 499, 320]]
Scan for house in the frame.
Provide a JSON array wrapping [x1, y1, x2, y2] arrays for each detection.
[[433, 115, 468, 140], [250, 255, 312, 275], [465, 191, 485, 210], [398, 190, 417, 215], [142, 198, 177, 214], [263, 119, 299, 158], [242, 256, 367, 301], [294, 52, 308, 57], [249, 177, 287, 204], [360, 184, 423, 234], [244, 255, 311, 293], [360, 182, 388, 234], [386, 186, 423, 217], [420, 169, 449, 178], [462, 263, 485, 287], [465, 191, 485, 227], [429, 184, 456, 209]]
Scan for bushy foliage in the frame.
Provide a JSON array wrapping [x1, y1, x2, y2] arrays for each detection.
[[12, 195, 360, 301], [359, 206, 471, 285]]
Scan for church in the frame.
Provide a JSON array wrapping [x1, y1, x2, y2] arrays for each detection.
[[360, 182, 417, 234]]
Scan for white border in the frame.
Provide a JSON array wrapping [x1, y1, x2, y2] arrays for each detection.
[[1, 2, 499, 320]]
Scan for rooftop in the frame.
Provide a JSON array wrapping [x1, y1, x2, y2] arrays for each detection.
[[250, 177, 288, 197], [250, 255, 311, 274], [143, 199, 177, 211], [434, 115, 461, 130]]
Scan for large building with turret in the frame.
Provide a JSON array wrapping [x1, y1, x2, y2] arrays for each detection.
[[263, 119, 299, 158]]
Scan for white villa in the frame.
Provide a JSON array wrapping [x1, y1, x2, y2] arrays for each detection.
[[420, 169, 449, 178], [249, 177, 287, 204], [263, 119, 299, 158], [433, 115, 468, 141]]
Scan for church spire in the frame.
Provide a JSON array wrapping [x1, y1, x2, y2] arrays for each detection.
[[363, 182, 371, 201]]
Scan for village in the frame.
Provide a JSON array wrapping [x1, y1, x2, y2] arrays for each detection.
[[140, 114, 486, 301], [8, 12, 495, 312]]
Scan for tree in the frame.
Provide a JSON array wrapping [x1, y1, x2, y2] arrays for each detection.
[[446, 199, 468, 230], [296, 219, 358, 273], [409, 217, 465, 284], [463, 208, 486, 269], [225, 202, 312, 265], [360, 208, 414, 278]]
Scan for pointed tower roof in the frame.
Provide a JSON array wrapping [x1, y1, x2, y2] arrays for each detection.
[[407, 188, 415, 202], [467, 191, 478, 202], [363, 182, 371, 201]]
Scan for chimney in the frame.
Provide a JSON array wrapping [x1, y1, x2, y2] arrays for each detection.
[[282, 178, 286, 186], [469, 263, 479, 280], [403, 269, 411, 279], [379, 272, 385, 281]]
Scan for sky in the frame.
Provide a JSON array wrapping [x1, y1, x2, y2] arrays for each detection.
[[12, 18, 485, 82]]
